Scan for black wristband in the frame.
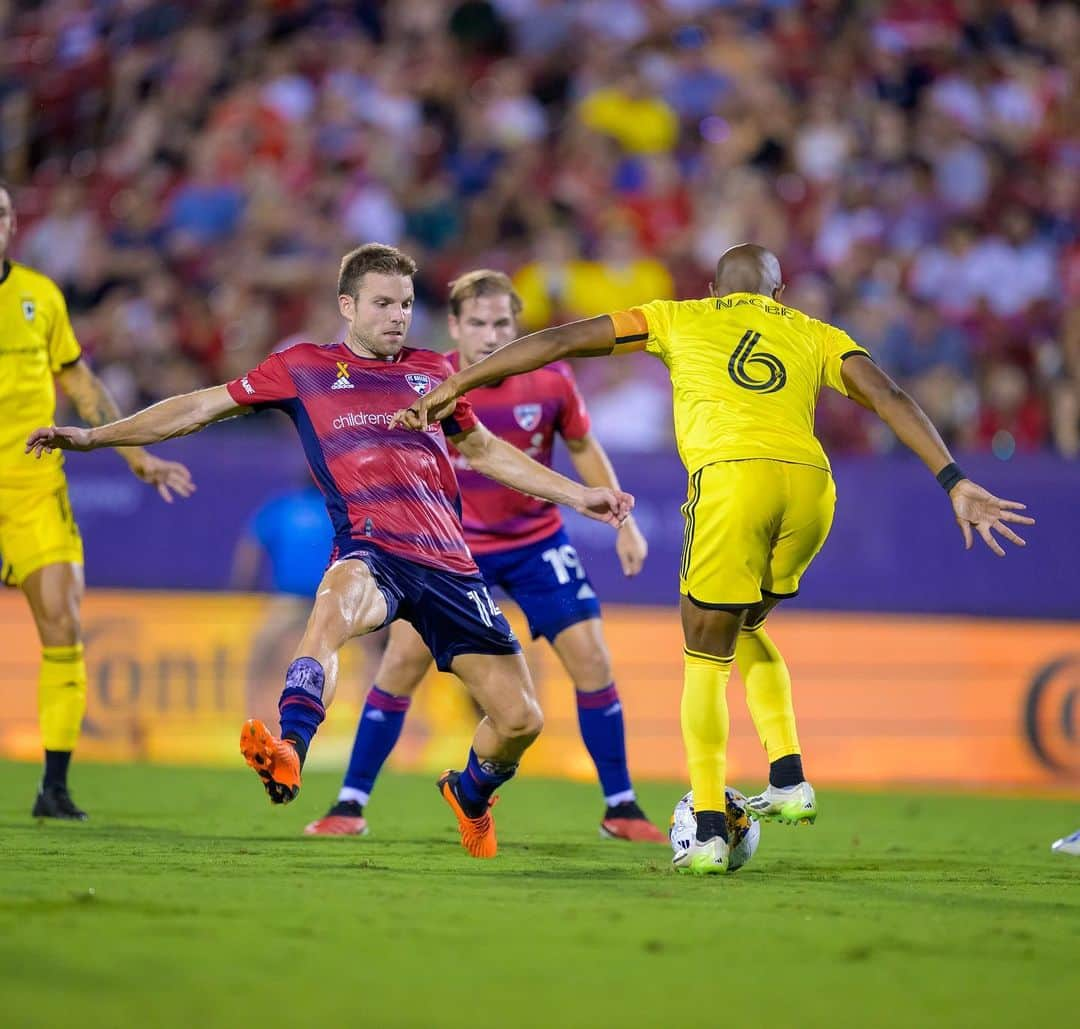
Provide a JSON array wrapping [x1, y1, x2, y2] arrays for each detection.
[[935, 462, 966, 492]]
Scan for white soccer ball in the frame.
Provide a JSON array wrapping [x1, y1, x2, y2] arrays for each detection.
[[669, 788, 761, 871]]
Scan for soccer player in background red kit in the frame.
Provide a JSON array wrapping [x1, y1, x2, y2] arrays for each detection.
[[306, 270, 665, 843], [27, 244, 634, 859]]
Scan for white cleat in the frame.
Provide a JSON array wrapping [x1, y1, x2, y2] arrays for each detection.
[[672, 835, 730, 875], [1051, 829, 1080, 856], [746, 781, 818, 825]]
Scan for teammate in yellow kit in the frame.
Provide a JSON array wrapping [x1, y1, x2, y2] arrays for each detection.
[[0, 181, 193, 819], [394, 243, 1034, 874]]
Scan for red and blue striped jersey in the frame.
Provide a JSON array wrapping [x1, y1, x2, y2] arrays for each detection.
[[227, 342, 479, 575], [447, 353, 591, 555]]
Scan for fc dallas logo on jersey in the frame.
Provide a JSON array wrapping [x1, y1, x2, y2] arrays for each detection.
[[406, 373, 432, 396], [513, 404, 542, 431]]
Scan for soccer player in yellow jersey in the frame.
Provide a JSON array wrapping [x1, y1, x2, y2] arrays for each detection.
[[393, 243, 1034, 875], [0, 181, 193, 819]]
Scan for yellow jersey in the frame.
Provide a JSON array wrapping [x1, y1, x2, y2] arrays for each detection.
[[0, 260, 81, 486], [611, 293, 870, 475]]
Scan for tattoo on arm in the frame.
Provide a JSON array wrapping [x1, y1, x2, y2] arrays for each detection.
[[69, 369, 124, 427]]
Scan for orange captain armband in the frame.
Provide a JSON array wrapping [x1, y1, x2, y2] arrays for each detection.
[[609, 309, 649, 350]]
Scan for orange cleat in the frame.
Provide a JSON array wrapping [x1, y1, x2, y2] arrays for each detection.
[[600, 801, 668, 843], [240, 718, 301, 804], [304, 801, 369, 836], [438, 770, 498, 858]]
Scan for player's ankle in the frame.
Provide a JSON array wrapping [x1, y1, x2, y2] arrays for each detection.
[[452, 778, 488, 819], [769, 753, 804, 788], [283, 732, 307, 767], [695, 809, 728, 843]]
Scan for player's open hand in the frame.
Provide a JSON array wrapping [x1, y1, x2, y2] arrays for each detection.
[[125, 452, 196, 504], [25, 425, 94, 456], [575, 487, 635, 528], [949, 479, 1034, 557], [616, 517, 648, 576]]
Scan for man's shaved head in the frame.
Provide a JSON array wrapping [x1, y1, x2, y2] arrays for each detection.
[[712, 244, 784, 300]]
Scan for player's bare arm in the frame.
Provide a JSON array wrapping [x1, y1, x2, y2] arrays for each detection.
[[841, 355, 1034, 557], [451, 422, 634, 529], [394, 316, 621, 429], [27, 384, 243, 464], [53, 359, 196, 502], [563, 433, 648, 576]]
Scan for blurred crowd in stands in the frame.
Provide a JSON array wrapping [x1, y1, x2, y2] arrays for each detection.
[[2, 0, 1077, 457]]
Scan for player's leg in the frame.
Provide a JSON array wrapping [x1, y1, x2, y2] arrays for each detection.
[[676, 596, 745, 873], [22, 560, 89, 820], [408, 568, 531, 857], [737, 596, 805, 788], [549, 617, 665, 842], [4, 477, 89, 820], [241, 557, 389, 804], [743, 464, 836, 825], [306, 620, 433, 835], [244, 594, 311, 727], [672, 461, 779, 874], [495, 528, 664, 841], [438, 649, 542, 857]]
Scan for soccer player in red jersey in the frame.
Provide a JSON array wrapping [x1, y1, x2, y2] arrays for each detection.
[[306, 270, 665, 843], [27, 244, 633, 859]]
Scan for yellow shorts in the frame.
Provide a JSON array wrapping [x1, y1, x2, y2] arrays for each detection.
[[0, 476, 84, 587], [680, 459, 835, 608]]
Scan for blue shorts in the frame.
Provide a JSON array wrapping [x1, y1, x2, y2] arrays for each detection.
[[475, 527, 602, 643], [334, 541, 520, 672]]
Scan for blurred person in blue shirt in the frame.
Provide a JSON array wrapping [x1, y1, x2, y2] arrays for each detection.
[[232, 481, 386, 725], [232, 482, 331, 600]]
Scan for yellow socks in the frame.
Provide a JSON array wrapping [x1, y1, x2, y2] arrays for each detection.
[[681, 648, 733, 811], [39, 644, 87, 751], [737, 624, 800, 762]]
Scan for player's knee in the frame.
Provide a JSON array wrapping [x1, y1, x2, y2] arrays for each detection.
[[681, 603, 740, 659], [568, 647, 613, 692], [376, 651, 428, 694], [518, 699, 544, 744], [498, 696, 544, 745], [37, 597, 81, 646]]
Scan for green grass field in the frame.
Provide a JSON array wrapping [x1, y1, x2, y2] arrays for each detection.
[[2, 760, 1078, 1029]]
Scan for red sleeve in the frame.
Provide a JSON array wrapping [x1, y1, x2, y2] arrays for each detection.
[[440, 394, 478, 437], [226, 352, 297, 407], [553, 363, 591, 441]]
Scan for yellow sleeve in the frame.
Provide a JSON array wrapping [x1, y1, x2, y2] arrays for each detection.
[[610, 298, 676, 358], [819, 320, 871, 396], [45, 284, 81, 373]]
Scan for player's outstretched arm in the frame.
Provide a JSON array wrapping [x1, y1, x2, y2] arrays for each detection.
[[452, 423, 634, 529], [841, 355, 1034, 557], [564, 433, 648, 576], [393, 316, 618, 429], [52, 359, 200, 502], [27, 384, 245, 459]]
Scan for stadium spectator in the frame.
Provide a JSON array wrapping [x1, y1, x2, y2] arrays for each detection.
[[5, 0, 1075, 458]]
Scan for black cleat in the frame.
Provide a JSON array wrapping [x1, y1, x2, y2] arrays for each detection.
[[600, 800, 667, 843], [32, 784, 88, 821]]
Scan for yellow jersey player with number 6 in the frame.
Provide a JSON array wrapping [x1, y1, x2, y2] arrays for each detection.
[[620, 289, 868, 612], [396, 243, 1034, 876], [0, 180, 194, 820]]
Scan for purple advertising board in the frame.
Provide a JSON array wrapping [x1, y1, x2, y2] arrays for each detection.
[[60, 424, 1078, 618]]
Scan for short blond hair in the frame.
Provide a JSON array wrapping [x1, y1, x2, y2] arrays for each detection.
[[447, 269, 523, 318]]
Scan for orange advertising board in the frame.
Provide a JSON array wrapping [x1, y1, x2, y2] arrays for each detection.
[[1, 590, 1077, 790]]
